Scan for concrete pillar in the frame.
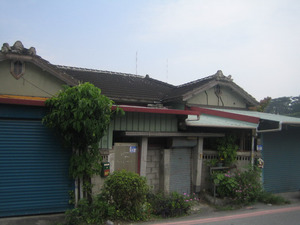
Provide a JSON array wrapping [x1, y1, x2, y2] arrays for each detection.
[[162, 149, 171, 193], [192, 137, 203, 193], [140, 137, 148, 177]]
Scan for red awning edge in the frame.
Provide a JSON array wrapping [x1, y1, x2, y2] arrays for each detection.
[[189, 107, 260, 124]]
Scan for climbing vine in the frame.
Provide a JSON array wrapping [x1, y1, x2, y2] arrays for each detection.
[[43, 82, 122, 201]]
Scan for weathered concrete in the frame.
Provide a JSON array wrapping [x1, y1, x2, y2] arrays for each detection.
[[0, 213, 65, 225]]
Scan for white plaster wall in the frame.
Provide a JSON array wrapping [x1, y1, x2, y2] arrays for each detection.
[[188, 86, 246, 108], [0, 60, 64, 97]]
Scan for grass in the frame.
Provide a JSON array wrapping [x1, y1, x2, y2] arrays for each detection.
[[258, 191, 291, 205]]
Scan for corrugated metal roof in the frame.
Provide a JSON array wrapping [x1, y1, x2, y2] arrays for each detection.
[[186, 114, 258, 129], [186, 107, 300, 130], [210, 108, 300, 124]]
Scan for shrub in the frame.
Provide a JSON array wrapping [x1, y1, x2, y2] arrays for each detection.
[[147, 192, 195, 218], [213, 171, 238, 198], [102, 170, 150, 221], [217, 135, 238, 166], [232, 166, 263, 204], [64, 194, 114, 225], [212, 166, 264, 205]]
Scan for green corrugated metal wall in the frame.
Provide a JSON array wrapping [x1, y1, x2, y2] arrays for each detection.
[[99, 112, 178, 149], [262, 127, 300, 193]]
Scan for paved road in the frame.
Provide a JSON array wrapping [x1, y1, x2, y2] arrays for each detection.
[[145, 205, 300, 225]]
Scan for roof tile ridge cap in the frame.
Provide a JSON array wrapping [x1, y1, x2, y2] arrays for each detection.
[[55, 64, 144, 78], [176, 74, 217, 88], [32, 57, 79, 84], [144, 76, 175, 88]]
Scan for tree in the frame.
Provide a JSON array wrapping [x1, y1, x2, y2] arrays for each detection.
[[43, 82, 120, 202], [265, 96, 291, 115], [249, 97, 271, 112], [252, 95, 300, 118]]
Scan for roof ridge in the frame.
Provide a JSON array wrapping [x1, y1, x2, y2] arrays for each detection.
[[176, 74, 216, 88], [176, 70, 234, 89], [55, 64, 144, 78], [144, 76, 176, 88]]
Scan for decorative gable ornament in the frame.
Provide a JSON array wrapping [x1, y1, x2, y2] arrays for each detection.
[[1, 41, 36, 55], [0, 41, 38, 79], [10, 60, 25, 79]]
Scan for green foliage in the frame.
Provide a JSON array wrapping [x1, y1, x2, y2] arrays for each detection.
[[212, 171, 238, 198], [64, 171, 201, 224], [232, 166, 263, 204], [217, 135, 238, 166], [258, 191, 290, 205], [212, 166, 264, 204], [205, 158, 218, 167], [264, 95, 300, 118], [43, 82, 121, 199], [250, 97, 272, 112], [69, 148, 102, 179], [147, 192, 194, 218], [64, 195, 115, 225], [102, 170, 150, 221], [43, 83, 114, 151]]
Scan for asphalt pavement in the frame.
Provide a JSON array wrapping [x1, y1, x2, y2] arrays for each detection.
[[140, 191, 300, 225]]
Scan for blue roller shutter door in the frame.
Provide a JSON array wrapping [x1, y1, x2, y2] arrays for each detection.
[[262, 129, 300, 193], [0, 119, 73, 217]]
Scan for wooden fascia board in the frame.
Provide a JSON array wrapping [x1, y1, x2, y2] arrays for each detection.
[[1, 53, 79, 86]]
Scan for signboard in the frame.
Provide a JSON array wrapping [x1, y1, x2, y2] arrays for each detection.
[[257, 145, 263, 151], [129, 146, 137, 153]]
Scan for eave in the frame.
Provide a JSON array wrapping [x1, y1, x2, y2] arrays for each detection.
[[0, 96, 200, 117], [112, 105, 200, 116], [0, 95, 46, 106], [0, 53, 79, 86], [123, 131, 224, 137], [189, 106, 260, 124]]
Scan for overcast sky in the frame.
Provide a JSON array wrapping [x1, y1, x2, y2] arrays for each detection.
[[1, 0, 300, 100]]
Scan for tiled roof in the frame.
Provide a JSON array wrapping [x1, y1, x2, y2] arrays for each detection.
[[56, 65, 174, 104], [162, 73, 217, 101], [56, 66, 258, 106], [164, 70, 258, 106], [0, 41, 257, 106]]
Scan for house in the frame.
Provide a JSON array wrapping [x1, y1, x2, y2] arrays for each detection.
[[0, 41, 219, 217], [204, 109, 300, 193], [1, 41, 299, 217], [56, 67, 260, 195]]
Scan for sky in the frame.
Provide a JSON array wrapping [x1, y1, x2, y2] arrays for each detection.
[[1, 0, 300, 101]]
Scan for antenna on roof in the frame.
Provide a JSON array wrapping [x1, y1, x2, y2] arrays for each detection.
[[166, 59, 168, 83], [136, 51, 138, 75]]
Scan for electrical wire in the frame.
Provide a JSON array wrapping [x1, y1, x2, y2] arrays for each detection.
[[21, 76, 54, 96]]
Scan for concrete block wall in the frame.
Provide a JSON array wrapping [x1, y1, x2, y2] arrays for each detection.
[[92, 150, 112, 195], [146, 149, 160, 192]]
